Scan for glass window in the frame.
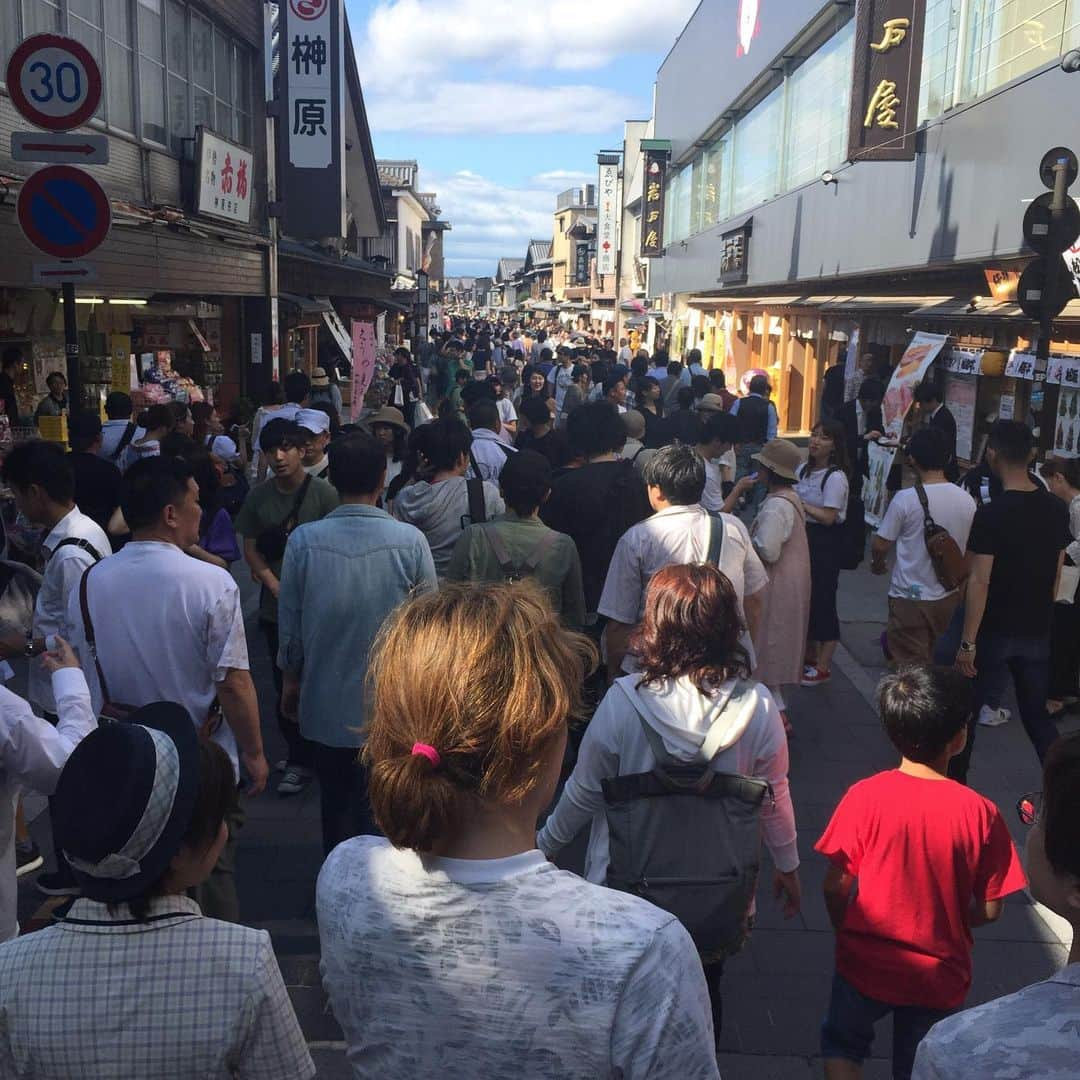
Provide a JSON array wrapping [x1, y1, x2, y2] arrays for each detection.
[[167, 72, 189, 151], [235, 46, 253, 145], [1, 6, 19, 75], [68, 1, 106, 122], [106, 0, 131, 43], [919, 0, 962, 121], [671, 167, 692, 242], [165, 0, 186, 71], [783, 20, 854, 189], [215, 32, 232, 103], [701, 137, 731, 229], [140, 58, 166, 143], [191, 12, 213, 92], [689, 155, 705, 236], [731, 84, 783, 215], [138, 0, 163, 61], [104, 0, 134, 133], [23, 0, 61, 37], [962, 0, 1068, 100]]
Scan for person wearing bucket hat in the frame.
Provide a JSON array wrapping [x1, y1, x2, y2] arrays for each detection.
[[363, 405, 410, 499], [295, 409, 332, 481], [740, 439, 812, 734], [0, 703, 315, 1079]]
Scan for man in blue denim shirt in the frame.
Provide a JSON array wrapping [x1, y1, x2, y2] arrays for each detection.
[[278, 432, 437, 853]]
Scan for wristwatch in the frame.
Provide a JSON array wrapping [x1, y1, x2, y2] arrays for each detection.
[[959, 640, 977, 653]]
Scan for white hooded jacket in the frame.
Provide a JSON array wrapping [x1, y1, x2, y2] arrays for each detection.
[[538, 675, 798, 883]]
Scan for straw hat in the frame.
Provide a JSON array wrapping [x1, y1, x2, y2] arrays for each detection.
[[751, 438, 804, 482], [697, 393, 727, 413], [310, 367, 331, 388], [362, 405, 410, 433]]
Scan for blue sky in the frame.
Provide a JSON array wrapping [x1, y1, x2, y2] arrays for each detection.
[[344, 0, 699, 276]]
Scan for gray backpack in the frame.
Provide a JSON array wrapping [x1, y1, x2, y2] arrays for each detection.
[[601, 681, 773, 961]]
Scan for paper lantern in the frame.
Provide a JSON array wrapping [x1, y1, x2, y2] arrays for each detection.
[[980, 350, 1007, 377]]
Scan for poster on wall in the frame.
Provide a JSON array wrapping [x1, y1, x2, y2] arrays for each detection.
[[1054, 388, 1080, 457], [843, 327, 860, 402], [943, 374, 976, 463], [110, 335, 131, 392], [881, 331, 949, 440], [863, 441, 895, 528], [350, 320, 377, 420]]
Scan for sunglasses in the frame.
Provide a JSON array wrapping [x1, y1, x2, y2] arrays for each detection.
[[1017, 791, 1042, 827]]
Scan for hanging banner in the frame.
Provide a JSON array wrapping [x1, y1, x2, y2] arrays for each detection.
[[848, 0, 927, 162], [943, 373, 977, 462], [1046, 355, 1080, 388], [843, 327, 861, 402], [640, 148, 668, 258], [280, 0, 346, 239], [881, 331, 949, 441], [1005, 350, 1037, 380], [596, 157, 619, 276], [350, 319, 376, 420], [863, 441, 896, 528], [940, 348, 982, 376]]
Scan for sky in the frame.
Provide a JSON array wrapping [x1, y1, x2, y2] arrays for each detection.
[[344, 0, 700, 277]]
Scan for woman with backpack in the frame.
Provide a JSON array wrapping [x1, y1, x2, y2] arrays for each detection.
[[538, 562, 800, 1039], [317, 581, 720, 1077], [796, 419, 851, 688]]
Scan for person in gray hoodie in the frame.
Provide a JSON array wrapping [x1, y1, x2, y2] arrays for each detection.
[[538, 561, 799, 1037], [392, 417, 504, 577]]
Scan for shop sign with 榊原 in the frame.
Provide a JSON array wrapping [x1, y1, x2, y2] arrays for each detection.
[[640, 145, 669, 258], [195, 129, 254, 224], [596, 157, 619, 276], [848, 0, 927, 162], [280, 0, 345, 240]]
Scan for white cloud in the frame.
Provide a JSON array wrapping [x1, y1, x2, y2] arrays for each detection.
[[359, 0, 699, 94], [366, 81, 637, 136], [426, 168, 578, 275]]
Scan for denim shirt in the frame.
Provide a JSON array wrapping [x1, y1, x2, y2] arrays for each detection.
[[277, 504, 437, 747]]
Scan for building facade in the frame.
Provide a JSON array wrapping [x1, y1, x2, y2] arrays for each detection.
[[650, 0, 1080, 458]]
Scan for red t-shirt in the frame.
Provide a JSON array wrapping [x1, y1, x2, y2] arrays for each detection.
[[815, 770, 1027, 1010]]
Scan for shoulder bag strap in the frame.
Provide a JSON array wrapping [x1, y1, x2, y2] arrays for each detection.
[[616, 683, 676, 767], [283, 475, 312, 534], [706, 511, 725, 565], [79, 564, 113, 707], [523, 529, 559, 571], [53, 537, 104, 563], [466, 449, 487, 525], [913, 479, 937, 529], [699, 681, 759, 763], [110, 422, 137, 462]]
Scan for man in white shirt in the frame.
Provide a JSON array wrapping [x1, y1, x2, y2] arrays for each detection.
[[1, 442, 111, 896], [0, 644, 95, 942], [871, 426, 976, 664], [617, 338, 633, 364], [64, 456, 268, 920], [599, 444, 767, 677], [98, 391, 136, 463], [488, 374, 517, 443], [466, 400, 516, 481], [547, 347, 575, 412], [695, 412, 739, 513]]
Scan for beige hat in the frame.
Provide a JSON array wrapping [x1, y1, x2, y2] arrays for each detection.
[[310, 367, 330, 388], [697, 393, 727, 413], [362, 405, 409, 433], [622, 409, 646, 440], [751, 438, 804, 482]]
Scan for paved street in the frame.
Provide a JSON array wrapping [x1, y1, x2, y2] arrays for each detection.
[[17, 561, 1075, 1079]]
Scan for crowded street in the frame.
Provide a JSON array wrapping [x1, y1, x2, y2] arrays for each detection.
[[2, 1, 1080, 1079]]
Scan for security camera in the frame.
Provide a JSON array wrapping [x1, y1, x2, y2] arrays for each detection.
[[1063, 49, 1080, 73]]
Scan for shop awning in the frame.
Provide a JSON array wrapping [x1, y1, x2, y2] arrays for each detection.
[[684, 293, 955, 313], [316, 298, 352, 363], [909, 296, 1080, 320], [279, 292, 333, 314]]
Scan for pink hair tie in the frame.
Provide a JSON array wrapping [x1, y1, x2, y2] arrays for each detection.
[[411, 742, 441, 767]]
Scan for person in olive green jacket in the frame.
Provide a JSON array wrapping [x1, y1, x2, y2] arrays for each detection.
[[446, 450, 585, 629]]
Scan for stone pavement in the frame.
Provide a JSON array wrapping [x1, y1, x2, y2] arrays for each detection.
[[16, 560, 1076, 1079]]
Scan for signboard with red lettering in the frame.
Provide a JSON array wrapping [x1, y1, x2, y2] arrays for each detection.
[[350, 320, 377, 420], [195, 128, 254, 224], [6, 34, 102, 132]]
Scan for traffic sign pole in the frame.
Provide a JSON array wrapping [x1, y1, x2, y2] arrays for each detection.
[[61, 281, 81, 413]]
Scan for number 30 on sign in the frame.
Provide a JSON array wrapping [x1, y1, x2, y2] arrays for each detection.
[[5, 34, 103, 132]]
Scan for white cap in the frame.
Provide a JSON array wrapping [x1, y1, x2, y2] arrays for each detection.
[[295, 408, 331, 435]]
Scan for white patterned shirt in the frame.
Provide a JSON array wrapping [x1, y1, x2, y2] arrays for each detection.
[[0, 895, 314, 1079], [317, 836, 720, 1079]]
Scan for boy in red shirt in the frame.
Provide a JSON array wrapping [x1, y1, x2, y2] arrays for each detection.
[[816, 665, 1027, 1080]]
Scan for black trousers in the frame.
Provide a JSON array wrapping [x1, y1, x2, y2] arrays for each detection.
[[312, 743, 379, 856], [806, 523, 842, 642], [259, 620, 315, 770], [1049, 600, 1080, 700]]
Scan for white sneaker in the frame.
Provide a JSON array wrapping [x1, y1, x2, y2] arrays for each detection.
[[977, 706, 1010, 728], [276, 766, 314, 796]]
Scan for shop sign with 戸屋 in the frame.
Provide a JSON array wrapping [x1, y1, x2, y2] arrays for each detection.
[[640, 142, 670, 258], [848, 0, 927, 162]]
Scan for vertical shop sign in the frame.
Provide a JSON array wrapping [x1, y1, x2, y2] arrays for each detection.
[[350, 319, 377, 420], [640, 147, 669, 258], [280, 0, 346, 239], [575, 243, 590, 285], [596, 157, 619, 276], [110, 335, 131, 392], [848, 0, 927, 162]]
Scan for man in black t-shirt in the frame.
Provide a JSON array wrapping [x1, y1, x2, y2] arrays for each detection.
[[951, 421, 1070, 781], [67, 411, 123, 533]]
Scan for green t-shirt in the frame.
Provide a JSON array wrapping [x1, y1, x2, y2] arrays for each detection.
[[236, 474, 340, 621]]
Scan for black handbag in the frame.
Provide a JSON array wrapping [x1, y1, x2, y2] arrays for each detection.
[[255, 476, 311, 562]]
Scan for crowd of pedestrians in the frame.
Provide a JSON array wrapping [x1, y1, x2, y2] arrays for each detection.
[[0, 315, 1076, 1079]]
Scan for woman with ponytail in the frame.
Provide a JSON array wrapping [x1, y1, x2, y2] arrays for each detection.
[[316, 580, 721, 1078]]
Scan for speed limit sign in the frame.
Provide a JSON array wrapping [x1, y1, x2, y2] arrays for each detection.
[[5, 34, 102, 132]]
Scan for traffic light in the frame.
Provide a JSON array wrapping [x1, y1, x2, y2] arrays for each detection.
[[1019, 147, 1080, 367]]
